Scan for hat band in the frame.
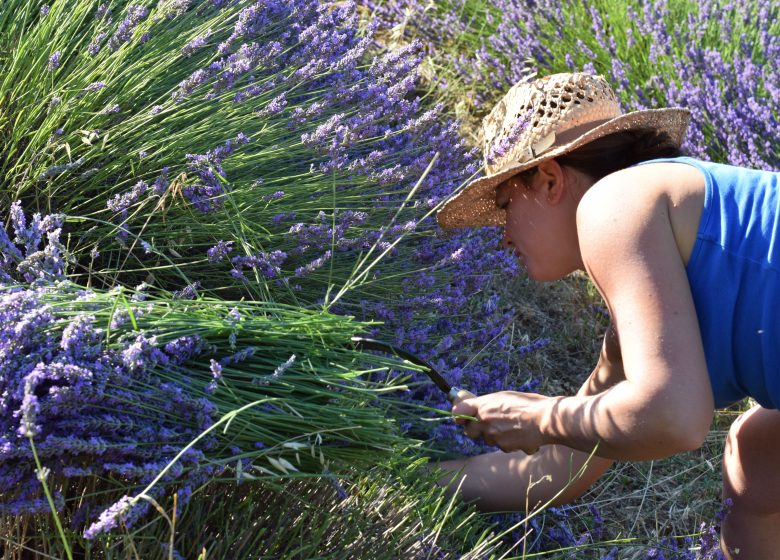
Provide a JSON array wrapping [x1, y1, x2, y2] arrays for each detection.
[[553, 116, 617, 145], [486, 116, 617, 177]]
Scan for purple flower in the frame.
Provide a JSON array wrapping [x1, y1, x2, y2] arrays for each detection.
[[107, 180, 148, 217], [108, 5, 148, 51], [120, 334, 168, 372], [18, 378, 40, 438], [47, 51, 61, 71], [61, 314, 102, 360], [207, 240, 233, 263], [252, 354, 295, 386], [87, 32, 106, 56], [152, 167, 169, 195], [84, 81, 106, 93], [231, 250, 287, 279], [83, 495, 134, 539], [172, 281, 200, 300], [205, 359, 222, 394], [182, 30, 212, 57]]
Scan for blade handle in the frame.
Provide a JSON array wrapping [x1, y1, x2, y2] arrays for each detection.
[[448, 387, 476, 403]]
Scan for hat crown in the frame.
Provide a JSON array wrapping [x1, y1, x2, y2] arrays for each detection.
[[482, 73, 621, 175]]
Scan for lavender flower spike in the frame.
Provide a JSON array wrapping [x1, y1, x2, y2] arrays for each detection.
[[47, 51, 61, 71], [83, 495, 134, 539]]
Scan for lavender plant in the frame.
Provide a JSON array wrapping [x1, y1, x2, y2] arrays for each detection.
[[2, 0, 478, 300], [364, 0, 780, 169]]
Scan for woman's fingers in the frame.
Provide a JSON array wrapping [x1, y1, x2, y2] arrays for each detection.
[[453, 392, 547, 454], [452, 397, 478, 425]]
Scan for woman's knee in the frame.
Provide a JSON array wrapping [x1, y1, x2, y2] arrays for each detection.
[[722, 406, 780, 516]]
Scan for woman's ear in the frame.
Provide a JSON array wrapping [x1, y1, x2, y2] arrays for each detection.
[[535, 159, 566, 204]]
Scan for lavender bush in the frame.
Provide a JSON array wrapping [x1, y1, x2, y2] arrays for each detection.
[[363, 0, 779, 169], [1, 0, 536, 460]]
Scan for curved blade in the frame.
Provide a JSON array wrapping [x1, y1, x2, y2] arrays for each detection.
[[349, 336, 453, 396]]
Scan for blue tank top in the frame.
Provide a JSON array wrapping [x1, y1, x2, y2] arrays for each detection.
[[638, 156, 780, 409]]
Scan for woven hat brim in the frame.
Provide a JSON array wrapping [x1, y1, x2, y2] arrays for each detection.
[[437, 107, 691, 230]]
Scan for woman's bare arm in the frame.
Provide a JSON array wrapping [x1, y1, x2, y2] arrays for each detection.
[[536, 169, 714, 459]]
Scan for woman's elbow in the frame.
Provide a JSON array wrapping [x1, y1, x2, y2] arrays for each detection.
[[653, 404, 712, 455]]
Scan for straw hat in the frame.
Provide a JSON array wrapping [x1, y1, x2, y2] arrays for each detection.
[[437, 72, 691, 229]]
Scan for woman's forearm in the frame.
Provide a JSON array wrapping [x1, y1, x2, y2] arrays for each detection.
[[541, 380, 710, 460]]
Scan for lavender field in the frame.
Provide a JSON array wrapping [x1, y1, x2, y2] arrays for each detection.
[[0, 0, 777, 558]]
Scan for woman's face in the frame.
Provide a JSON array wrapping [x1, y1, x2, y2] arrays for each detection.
[[495, 164, 583, 281]]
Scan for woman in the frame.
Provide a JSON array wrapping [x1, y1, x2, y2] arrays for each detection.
[[435, 72, 780, 559]]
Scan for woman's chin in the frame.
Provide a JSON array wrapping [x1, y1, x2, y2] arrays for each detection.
[[525, 264, 564, 283]]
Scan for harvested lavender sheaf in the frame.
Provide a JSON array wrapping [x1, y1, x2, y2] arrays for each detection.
[[0, 283, 217, 526], [0, 276, 417, 537]]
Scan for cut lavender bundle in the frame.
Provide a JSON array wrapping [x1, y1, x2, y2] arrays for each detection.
[[0, 279, 421, 538]]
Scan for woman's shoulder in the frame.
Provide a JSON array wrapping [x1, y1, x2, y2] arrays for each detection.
[[578, 160, 706, 266]]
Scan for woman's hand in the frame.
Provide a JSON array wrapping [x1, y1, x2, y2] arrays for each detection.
[[452, 391, 559, 454]]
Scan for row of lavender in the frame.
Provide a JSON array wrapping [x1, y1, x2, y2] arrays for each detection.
[[0, 0, 529, 552], [363, 0, 779, 170]]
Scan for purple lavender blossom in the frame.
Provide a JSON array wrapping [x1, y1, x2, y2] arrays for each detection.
[[219, 346, 256, 366], [47, 51, 61, 71], [108, 5, 148, 51], [163, 336, 205, 365], [253, 354, 295, 386], [83, 495, 134, 538], [84, 81, 106, 93], [40, 4, 50, 16], [18, 378, 40, 438], [261, 191, 284, 203], [107, 180, 148, 220], [151, 167, 169, 195], [182, 30, 212, 57], [205, 359, 222, 394], [207, 240, 233, 263], [295, 250, 331, 277], [61, 314, 102, 360], [231, 250, 287, 279], [172, 281, 200, 300], [120, 334, 168, 372], [95, 3, 109, 20], [87, 32, 106, 56]]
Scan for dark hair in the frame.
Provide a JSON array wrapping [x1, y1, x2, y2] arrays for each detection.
[[514, 129, 685, 186], [556, 129, 684, 181]]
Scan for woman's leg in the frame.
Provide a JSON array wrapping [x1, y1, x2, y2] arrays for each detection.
[[721, 405, 780, 559], [436, 445, 612, 512]]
